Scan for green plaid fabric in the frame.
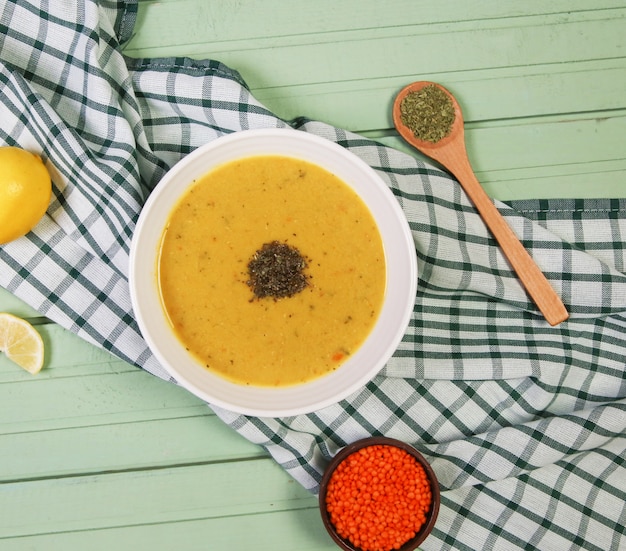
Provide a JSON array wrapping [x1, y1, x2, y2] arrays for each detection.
[[1, 2, 625, 550]]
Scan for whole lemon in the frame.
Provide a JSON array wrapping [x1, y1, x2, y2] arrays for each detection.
[[0, 146, 52, 245]]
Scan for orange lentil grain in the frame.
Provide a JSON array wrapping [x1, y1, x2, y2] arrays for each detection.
[[325, 444, 433, 551]]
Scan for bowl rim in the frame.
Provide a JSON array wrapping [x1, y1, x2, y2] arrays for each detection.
[[129, 128, 418, 417], [318, 436, 440, 551]]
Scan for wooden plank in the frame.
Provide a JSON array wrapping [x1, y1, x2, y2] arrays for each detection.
[[0, 322, 135, 384], [0, 459, 317, 538], [253, 59, 626, 132], [0, 415, 264, 483], [0, 366, 209, 434], [126, 5, 626, 117], [377, 112, 626, 199], [463, 113, 626, 174], [0, 508, 336, 551], [0, 321, 211, 436], [170, 14, 625, 97], [129, 1, 626, 53]]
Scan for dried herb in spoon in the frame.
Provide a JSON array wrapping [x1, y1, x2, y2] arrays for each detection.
[[399, 84, 456, 143]]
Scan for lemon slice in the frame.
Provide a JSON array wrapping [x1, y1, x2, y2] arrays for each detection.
[[0, 313, 45, 374]]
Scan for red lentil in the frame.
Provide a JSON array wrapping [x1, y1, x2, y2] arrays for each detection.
[[325, 444, 432, 551]]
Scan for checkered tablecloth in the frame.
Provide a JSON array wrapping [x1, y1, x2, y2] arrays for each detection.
[[1, 2, 625, 549]]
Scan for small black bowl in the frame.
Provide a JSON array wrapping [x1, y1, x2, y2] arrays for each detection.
[[319, 437, 440, 551]]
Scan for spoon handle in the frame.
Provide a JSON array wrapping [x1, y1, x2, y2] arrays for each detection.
[[439, 147, 569, 326]]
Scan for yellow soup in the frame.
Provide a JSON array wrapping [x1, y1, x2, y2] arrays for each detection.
[[158, 155, 386, 387]]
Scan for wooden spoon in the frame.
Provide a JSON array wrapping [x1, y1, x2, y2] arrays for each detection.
[[393, 81, 568, 326]]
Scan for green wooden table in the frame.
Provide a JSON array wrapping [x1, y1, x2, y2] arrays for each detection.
[[1, 1, 625, 549]]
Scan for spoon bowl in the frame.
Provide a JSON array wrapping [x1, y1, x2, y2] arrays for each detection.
[[393, 81, 568, 326], [393, 81, 465, 160]]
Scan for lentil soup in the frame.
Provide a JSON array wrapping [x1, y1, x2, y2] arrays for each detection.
[[158, 155, 386, 387]]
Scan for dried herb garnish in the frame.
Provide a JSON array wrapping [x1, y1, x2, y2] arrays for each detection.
[[400, 84, 456, 143], [246, 241, 309, 299]]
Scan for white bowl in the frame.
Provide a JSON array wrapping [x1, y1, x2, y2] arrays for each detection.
[[129, 128, 417, 417]]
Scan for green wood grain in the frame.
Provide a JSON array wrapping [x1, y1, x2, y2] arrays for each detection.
[[0, 321, 135, 384], [254, 59, 626, 133], [0, 360, 205, 433], [1, 415, 263, 483], [126, 4, 626, 125], [0, 508, 336, 551], [0, 459, 316, 538], [129, 1, 626, 53], [377, 112, 626, 199], [126, 9, 626, 114]]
